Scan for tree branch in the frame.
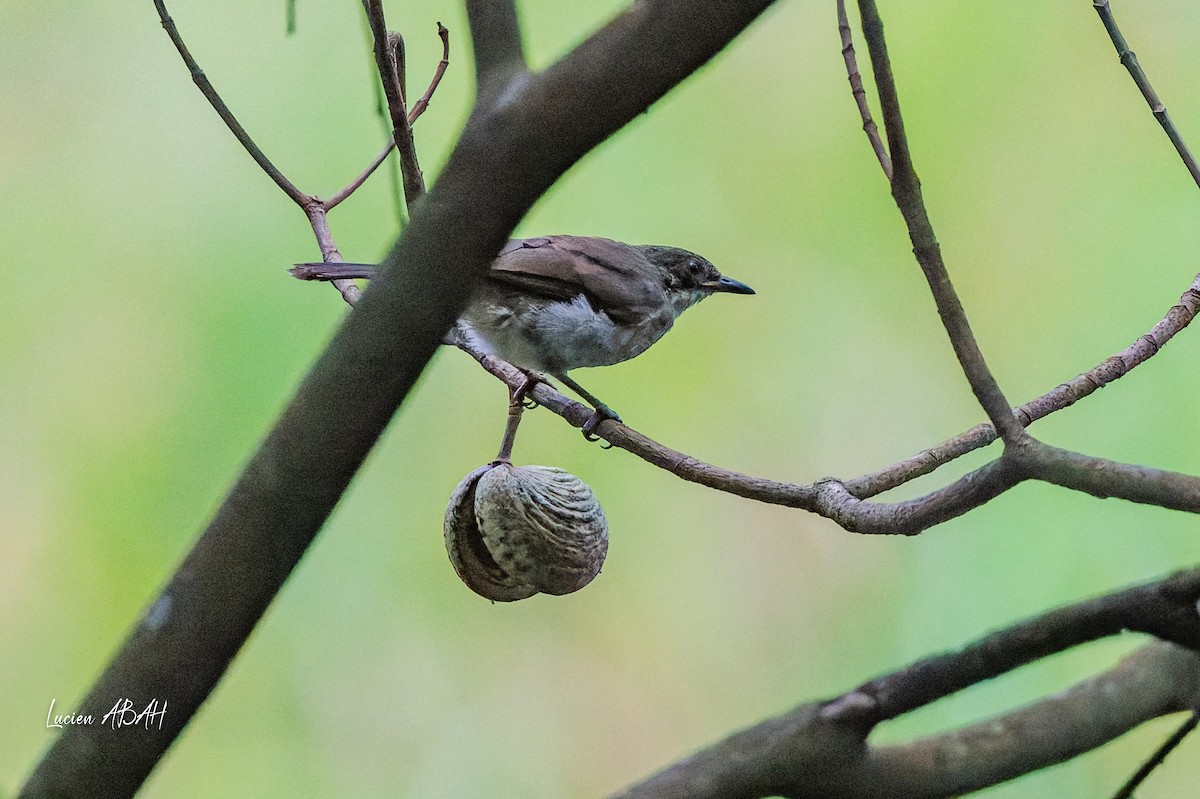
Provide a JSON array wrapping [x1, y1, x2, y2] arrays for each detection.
[[836, 0, 891, 179], [1093, 0, 1200, 189], [18, 3, 778, 796], [857, 0, 1023, 444], [1020, 440, 1200, 512], [823, 566, 1200, 730], [465, 0, 525, 89], [457, 259, 1200, 532], [153, 0, 309, 206], [614, 567, 1200, 799], [846, 272, 1200, 497], [362, 2, 425, 207], [615, 644, 1200, 798]]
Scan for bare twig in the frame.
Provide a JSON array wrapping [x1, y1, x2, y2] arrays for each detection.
[[847, 273, 1200, 498], [836, 0, 891, 179], [460, 339, 1025, 535], [302, 204, 361, 305], [1111, 710, 1200, 799], [1093, 0, 1200, 189], [154, 0, 310, 206], [408, 23, 450, 124], [325, 140, 395, 210], [494, 393, 525, 463], [362, 2, 427, 205], [156, 0, 380, 307], [856, 0, 1023, 444], [450, 263, 1200, 527]]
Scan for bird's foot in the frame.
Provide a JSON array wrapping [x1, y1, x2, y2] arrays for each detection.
[[511, 370, 548, 410], [581, 405, 622, 443]]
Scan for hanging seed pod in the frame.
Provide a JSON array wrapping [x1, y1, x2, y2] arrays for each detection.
[[444, 463, 609, 602]]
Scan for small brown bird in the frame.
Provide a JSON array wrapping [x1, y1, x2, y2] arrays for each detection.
[[292, 235, 754, 433]]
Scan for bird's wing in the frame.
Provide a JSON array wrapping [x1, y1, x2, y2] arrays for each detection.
[[487, 236, 662, 325]]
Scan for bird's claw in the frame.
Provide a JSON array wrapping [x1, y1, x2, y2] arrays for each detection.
[[510, 371, 543, 410], [581, 407, 621, 446]]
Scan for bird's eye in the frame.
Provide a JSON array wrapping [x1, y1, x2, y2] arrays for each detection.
[[687, 259, 702, 274]]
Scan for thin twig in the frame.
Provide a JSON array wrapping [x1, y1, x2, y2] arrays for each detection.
[[325, 141, 396, 210], [1093, 0, 1200, 190], [153, 0, 310, 206], [155, 0, 365, 306], [362, 1, 426, 205], [836, 0, 891, 179], [1111, 710, 1200, 799], [856, 0, 1024, 444], [495, 394, 525, 462], [303, 204, 361, 305], [360, 11, 408, 225], [847, 273, 1200, 498], [362, 1, 407, 129], [408, 23, 451, 124]]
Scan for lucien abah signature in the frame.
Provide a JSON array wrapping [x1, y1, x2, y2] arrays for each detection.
[[46, 697, 167, 730]]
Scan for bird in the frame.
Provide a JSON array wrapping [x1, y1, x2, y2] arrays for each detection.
[[291, 235, 755, 435]]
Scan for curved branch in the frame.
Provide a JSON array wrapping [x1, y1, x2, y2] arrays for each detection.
[[847, 273, 1200, 498], [461, 270, 1200, 531], [858, 643, 1200, 797], [614, 566, 1200, 799], [857, 0, 1023, 443], [465, 345, 1022, 535], [153, 0, 309, 205], [823, 566, 1200, 730], [615, 645, 1200, 799], [1020, 440, 1200, 513]]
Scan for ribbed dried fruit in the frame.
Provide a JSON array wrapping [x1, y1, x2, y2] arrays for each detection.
[[444, 463, 608, 602]]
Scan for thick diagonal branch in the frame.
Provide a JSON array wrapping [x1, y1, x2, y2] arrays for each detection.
[[18, 3, 778, 798]]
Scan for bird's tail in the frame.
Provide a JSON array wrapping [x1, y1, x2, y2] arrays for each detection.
[[290, 262, 380, 281]]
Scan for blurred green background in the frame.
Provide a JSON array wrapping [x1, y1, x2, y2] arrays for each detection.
[[3, 1, 1200, 796]]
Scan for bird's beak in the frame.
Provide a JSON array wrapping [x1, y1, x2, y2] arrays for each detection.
[[705, 275, 756, 295]]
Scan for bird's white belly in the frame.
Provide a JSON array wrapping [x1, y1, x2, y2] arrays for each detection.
[[463, 295, 674, 373]]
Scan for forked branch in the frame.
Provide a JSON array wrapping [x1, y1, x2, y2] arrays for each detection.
[[615, 569, 1200, 799]]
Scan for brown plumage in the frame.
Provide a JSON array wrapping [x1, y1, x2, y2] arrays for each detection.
[[291, 234, 754, 427]]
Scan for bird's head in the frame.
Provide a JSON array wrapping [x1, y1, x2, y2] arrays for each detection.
[[639, 245, 755, 313]]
